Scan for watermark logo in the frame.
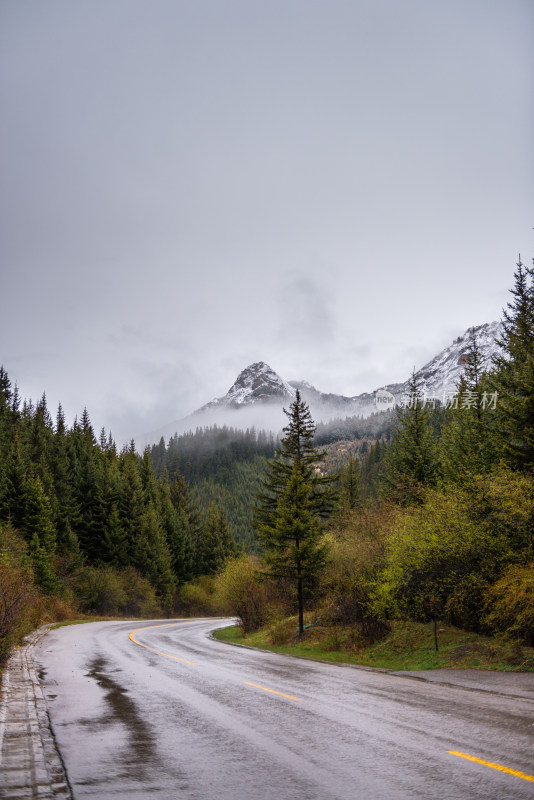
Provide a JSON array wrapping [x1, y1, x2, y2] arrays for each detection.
[[399, 391, 499, 410], [375, 389, 396, 411]]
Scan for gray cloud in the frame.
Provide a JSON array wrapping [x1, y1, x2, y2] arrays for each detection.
[[1, 0, 532, 444]]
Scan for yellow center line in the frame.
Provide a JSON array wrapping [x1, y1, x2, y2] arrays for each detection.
[[129, 621, 197, 665], [244, 682, 301, 701], [128, 622, 301, 700], [447, 751, 534, 783]]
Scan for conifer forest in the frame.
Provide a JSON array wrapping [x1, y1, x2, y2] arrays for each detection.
[[1, 259, 533, 664]]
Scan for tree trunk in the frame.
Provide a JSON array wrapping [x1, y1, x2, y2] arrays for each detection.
[[433, 617, 439, 651], [297, 575, 304, 636]]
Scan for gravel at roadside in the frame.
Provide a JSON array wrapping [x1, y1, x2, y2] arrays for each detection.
[[395, 668, 534, 699]]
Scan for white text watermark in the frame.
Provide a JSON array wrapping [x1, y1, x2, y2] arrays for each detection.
[[375, 390, 500, 411]]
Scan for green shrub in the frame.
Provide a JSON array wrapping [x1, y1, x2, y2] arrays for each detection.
[[483, 562, 534, 646], [214, 555, 278, 633], [323, 506, 391, 643], [178, 575, 222, 616], [0, 524, 42, 664], [468, 470, 534, 557], [267, 616, 295, 645], [120, 567, 161, 617], [74, 566, 126, 615], [73, 565, 163, 617], [374, 488, 503, 630]]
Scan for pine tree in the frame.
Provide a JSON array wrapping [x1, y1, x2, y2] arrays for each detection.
[[102, 502, 128, 567], [158, 470, 192, 583], [23, 475, 57, 593], [101, 459, 128, 567], [133, 503, 175, 610], [339, 454, 362, 511], [440, 332, 498, 483], [265, 461, 328, 634], [491, 256, 534, 470], [118, 451, 145, 559], [253, 390, 336, 634], [140, 449, 159, 506], [361, 439, 387, 498], [0, 367, 19, 458], [382, 372, 439, 504], [169, 470, 202, 577], [0, 432, 29, 530], [49, 405, 81, 558], [73, 445, 105, 562], [196, 503, 237, 575]]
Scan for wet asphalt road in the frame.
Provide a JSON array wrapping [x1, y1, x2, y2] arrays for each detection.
[[34, 619, 534, 800]]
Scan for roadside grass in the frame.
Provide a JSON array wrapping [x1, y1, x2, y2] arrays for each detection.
[[213, 619, 534, 672]]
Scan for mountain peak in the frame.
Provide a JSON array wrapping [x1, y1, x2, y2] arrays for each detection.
[[410, 320, 503, 399], [211, 362, 296, 408], [139, 320, 505, 445]]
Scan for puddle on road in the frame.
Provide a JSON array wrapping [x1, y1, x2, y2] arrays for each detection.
[[83, 656, 158, 781], [37, 664, 59, 700]]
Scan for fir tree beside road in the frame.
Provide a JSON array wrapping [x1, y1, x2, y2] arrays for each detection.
[[253, 390, 337, 635]]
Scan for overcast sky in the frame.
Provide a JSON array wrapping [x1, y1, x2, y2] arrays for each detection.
[[1, 0, 533, 444]]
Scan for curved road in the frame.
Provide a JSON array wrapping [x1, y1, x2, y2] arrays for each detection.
[[33, 619, 534, 799]]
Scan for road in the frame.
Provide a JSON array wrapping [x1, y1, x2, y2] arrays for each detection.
[[33, 618, 534, 800]]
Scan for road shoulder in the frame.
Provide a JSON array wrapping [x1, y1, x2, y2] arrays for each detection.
[[0, 626, 72, 799], [211, 631, 534, 701]]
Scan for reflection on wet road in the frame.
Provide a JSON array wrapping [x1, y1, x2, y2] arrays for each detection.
[[34, 619, 534, 799]]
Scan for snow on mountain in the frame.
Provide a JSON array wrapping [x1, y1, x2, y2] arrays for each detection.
[[399, 321, 503, 401], [199, 321, 504, 421], [204, 362, 296, 409], [140, 321, 504, 445]]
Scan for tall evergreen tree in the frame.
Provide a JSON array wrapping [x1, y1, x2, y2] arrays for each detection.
[[440, 332, 498, 483], [118, 450, 145, 559], [49, 405, 81, 558], [491, 256, 534, 470], [382, 372, 439, 504], [195, 503, 237, 575], [158, 470, 192, 583], [339, 454, 362, 511], [0, 432, 29, 531], [73, 444, 105, 562], [101, 458, 128, 567], [169, 470, 202, 576], [140, 449, 159, 506], [253, 391, 336, 634], [0, 367, 19, 457], [23, 475, 57, 593], [133, 502, 175, 610], [361, 438, 387, 499]]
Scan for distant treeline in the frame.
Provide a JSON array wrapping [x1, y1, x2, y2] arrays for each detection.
[[314, 409, 394, 445], [0, 373, 237, 655], [146, 419, 399, 548], [148, 426, 277, 551], [149, 426, 276, 483]]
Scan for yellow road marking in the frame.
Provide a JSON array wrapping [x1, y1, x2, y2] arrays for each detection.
[[129, 622, 196, 665], [129, 622, 300, 700], [447, 751, 534, 783], [244, 682, 301, 701]]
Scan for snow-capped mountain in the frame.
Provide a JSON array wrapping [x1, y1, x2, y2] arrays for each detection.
[[203, 362, 296, 408], [141, 321, 503, 445], [377, 320, 503, 404]]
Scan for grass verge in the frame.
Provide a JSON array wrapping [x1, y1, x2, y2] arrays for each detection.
[[213, 619, 534, 671]]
